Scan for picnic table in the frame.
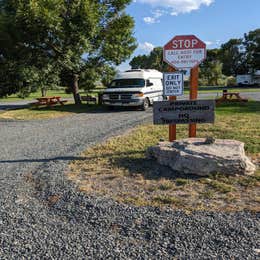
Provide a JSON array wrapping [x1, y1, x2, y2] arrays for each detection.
[[216, 91, 248, 105], [32, 96, 68, 107]]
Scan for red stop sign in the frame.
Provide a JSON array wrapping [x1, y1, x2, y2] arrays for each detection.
[[163, 35, 206, 69]]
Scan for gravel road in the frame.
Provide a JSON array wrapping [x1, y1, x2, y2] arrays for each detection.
[[0, 108, 259, 259]]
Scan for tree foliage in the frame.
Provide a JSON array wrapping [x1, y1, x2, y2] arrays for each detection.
[[199, 49, 224, 85], [244, 29, 260, 71], [130, 47, 168, 71], [0, 0, 137, 101], [219, 38, 248, 76]]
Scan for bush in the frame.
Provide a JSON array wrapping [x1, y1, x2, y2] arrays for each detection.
[[226, 76, 236, 86]]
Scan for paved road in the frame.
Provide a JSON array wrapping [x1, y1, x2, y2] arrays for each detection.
[[0, 108, 259, 258]]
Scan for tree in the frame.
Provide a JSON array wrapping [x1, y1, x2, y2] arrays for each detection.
[[100, 65, 117, 87], [0, 0, 137, 104], [129, 55, 149, 69], [0, 0, 61, 98], [148, 47, 168, 71], [129, 47, 167, 71], [244, 28, 260, 71], [219, 38, 248, 76], [199, 49, 224, 85]]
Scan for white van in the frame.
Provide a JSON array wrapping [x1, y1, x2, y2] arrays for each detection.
[[102, 69, 163, 110]]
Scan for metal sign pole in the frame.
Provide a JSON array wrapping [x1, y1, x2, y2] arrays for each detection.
[[168, 66, 176, 141], [189, 66, 199, 137]]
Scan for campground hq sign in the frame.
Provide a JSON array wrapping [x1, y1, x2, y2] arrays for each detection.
[[153, 100, 215, 125]]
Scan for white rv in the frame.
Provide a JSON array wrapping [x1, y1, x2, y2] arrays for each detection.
[[102, 69, 163, 110], [236, 71, 260, 86]]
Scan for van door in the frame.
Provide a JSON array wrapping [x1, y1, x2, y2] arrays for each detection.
[[144, 79, 154, 103], [146, 78, 163, 103]]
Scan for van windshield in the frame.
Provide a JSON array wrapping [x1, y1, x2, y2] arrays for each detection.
[[109, 78, 145, 88]]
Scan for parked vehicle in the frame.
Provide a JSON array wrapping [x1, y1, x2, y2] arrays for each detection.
[[102, 69, 163, 110], [236, 71, 260, 86]]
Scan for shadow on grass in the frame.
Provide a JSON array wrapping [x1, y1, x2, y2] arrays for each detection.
[[103, 150, 203, 181], [29, 104, 102, 113], [30, 100, 259, 115], [0, 156, 87, 164], [216, 100, 260, 114], [0, 149, 199, 180], [29, 104, 148, 114]]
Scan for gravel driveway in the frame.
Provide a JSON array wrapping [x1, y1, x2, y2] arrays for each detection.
[[0, 109, 259, 259]]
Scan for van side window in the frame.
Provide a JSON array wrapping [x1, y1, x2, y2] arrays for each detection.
[[150, 78, 162, 87], [146, 80, 150, 87]]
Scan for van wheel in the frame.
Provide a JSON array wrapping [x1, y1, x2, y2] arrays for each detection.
[[141, 98, 149, 111]]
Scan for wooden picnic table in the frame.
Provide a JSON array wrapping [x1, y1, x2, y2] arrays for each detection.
[[216, 91, 248, 105], [32, 96, 68, 107]]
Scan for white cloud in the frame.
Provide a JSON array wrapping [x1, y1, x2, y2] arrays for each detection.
[[138, 42, 155, 52], [138, 0, 214, 15], [205, 41, 213, 46], [143, 9, 166, 24], [143, 16, 156, 24], [152, 9, 165, 18], [204, 40, 223, 48], [170, 11, 178, 16]]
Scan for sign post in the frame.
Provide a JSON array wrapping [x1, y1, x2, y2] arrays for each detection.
[[167, 66, 176, 141], [163, 35, 206, 140], [189, 66, 199, 137]]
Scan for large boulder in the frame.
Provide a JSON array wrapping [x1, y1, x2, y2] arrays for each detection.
[[147, 138, 256, 176]]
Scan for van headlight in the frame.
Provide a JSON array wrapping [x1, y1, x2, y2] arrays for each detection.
[[132, 93, 144, 98], [102, 94, 109, 100]]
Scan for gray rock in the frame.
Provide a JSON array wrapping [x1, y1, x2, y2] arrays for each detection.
[[147, 138, 256, 176]]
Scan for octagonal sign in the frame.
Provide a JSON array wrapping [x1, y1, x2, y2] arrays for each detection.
[[163, 35, 206, 69]]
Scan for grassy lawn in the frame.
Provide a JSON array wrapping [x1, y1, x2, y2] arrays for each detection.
[[0, 88, 104, 102], [0, 103, 101, 120], [0, 89, 73, 102], [69, 101, 260, 212], [0, 87, 259, 102], [184, 87, 260, 94]]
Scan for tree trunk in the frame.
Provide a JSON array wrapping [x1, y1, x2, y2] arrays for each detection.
[[72, 73, 81, 104], [41, 88, 47, 97]]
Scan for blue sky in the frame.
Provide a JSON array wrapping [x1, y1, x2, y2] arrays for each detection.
[[118, 0, 260, 71]]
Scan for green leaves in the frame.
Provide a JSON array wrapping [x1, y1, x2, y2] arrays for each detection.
[[0, 0, 136, 100], [129, 47, 168, 71], [101, 14, 137, 65]]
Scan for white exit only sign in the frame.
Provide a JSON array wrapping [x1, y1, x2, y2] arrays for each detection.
[[163, 72, 184, 96]]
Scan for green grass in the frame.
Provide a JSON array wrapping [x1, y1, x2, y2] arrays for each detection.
[[68, 101, 260, 212], [153, 195, 181, 205], [0, 89, 72, 102], [175, 178, 190, 186], [202, 179, 234, 193], [184, 87, 260, 94], [158, 180, 175, 190], [0, 88, 104, 102], [0, 103, 101, 120]]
